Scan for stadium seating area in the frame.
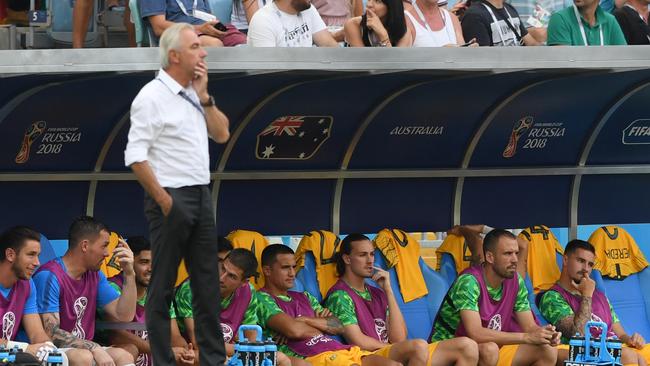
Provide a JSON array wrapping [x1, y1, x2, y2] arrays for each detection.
[[1, 0, 648, 48]]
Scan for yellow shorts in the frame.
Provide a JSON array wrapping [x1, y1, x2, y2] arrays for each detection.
[[497, 345, 520, 366], [623, 344, 650, 364], [305, 346, 374, 366], [372, 344, 393, 358], [371, 341, 438, 363], [427, 342, 439, 364]]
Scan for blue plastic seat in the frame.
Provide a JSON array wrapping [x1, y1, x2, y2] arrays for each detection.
[[439, 253, 458, 289], [523, 275, 548, 326], [38, 234, 59, 264], [374, 249, 448, 340], [289, 275, 305, 293], [295, 251, 322, 302], [592, 268, 650, 340]]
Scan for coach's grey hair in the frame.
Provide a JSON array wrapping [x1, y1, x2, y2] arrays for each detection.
[[160, 23, 194, 69]]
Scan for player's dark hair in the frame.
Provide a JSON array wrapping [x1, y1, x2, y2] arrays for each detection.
[[225, 248, 259, 279], [218, 236, 234, 254], [335, 233, 371, 276], [483, 229, 516, 257], [564, 239, 595, 256], [128, 236, 150, 256], [261, 244, 294, 267], [0, 226, 40, 261], [68, 216, 108, 249]]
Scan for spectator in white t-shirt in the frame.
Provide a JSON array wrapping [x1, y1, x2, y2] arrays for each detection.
[[247, 0, 340, 46]]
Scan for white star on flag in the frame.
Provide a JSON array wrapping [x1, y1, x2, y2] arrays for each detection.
[[262, 145, 275, 158]]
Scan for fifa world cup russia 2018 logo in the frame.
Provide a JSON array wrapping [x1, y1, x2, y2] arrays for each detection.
[[502, 116, 534, 158], [72, 297, 88, 339], [15, 121, 47, 164], [374, 318, 388, 343], [2, 311, 15, 340], [487, 314, 502, 331], [221, 323, 234, 343]]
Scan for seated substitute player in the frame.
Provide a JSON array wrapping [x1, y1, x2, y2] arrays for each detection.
[[0, 226, 92, 365], [171, 248, 303, 365], [537, 239, 649, 366], [255, 244, 400, 366], [33, 217, 136, 365], [430, 229, 560, 366], [107, 236, 195, 365], [324, 233, 480, 366], [171, 236, 233, 350]]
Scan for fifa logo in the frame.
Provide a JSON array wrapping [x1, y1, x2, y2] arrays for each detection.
[[15, 121, 47, 164], [502, 116, 533, 158], [72, 297, 88, 339], [374, 318, 388, 343], [222, 323, 234, 343], [487, 314, 502, 331], [2, 311, 15, 340]]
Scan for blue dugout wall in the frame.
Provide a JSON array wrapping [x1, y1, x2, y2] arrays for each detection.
[[1, 48, 650, 248]]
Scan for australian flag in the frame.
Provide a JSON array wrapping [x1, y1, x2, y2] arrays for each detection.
[[256, 116, 333, 160]]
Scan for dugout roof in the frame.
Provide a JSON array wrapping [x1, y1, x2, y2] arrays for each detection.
[[1, 47, 650, 239]]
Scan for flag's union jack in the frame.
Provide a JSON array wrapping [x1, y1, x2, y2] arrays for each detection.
[[260, 116, 304, 136]]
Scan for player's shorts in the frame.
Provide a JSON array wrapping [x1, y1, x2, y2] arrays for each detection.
[[497, 345, 519, 366], [305, 346, 374, 366], [556, 343, 570, 362], [623, 344, 650, 364], [372, 340, 438, 363], [427, 342, 439, 364], [372, 344, 393, 358]]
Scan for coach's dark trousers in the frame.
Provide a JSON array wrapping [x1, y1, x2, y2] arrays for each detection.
[[144, 185, 225, 366]]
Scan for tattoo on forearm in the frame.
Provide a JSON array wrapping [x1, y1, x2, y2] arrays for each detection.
[[556, 297, 593, 339], [41, 313, 98, 350], [325, 316, 344, 334], [574, 296, 592, 335]]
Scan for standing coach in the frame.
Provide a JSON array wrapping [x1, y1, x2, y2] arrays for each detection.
[[124, 22, 230, 366]]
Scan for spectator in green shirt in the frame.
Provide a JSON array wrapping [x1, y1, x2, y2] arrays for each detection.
[[324, 233, 479, 366], [547, 0, 627, 45], [537, 239, 648, 366]]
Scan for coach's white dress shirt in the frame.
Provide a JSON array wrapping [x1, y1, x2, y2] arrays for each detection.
[[125, 69, 211, 188]]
